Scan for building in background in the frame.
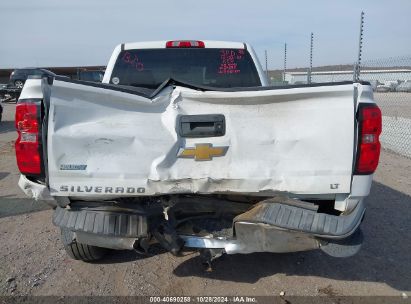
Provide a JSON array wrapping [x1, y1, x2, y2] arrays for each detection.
[[0, 66, 105, 84], [283, 69, 411, 85]]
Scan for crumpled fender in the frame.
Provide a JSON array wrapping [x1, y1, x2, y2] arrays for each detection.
[[18, 175, 57, 207]]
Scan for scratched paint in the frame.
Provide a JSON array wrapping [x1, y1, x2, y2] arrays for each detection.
[[44, 80, 359, 198]]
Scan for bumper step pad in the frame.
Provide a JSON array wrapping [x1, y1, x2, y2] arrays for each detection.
[[234, 197, 365, 239], [52, 207, 148, 238]]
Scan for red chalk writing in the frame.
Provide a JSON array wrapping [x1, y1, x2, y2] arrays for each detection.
[[121, 51, 144, 71], [218, 49, 244, 74]]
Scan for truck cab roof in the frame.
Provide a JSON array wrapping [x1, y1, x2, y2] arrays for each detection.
[[122, 40, 246, 50]]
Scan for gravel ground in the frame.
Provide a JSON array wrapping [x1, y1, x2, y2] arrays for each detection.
[[0, 102, 410, 297]]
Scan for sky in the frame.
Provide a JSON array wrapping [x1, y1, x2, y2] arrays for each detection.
[[0, 0, 410, 69]]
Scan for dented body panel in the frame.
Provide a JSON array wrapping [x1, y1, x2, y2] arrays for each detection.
[[46, 79, 356, 198]]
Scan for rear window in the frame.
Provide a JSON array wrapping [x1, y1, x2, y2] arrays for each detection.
[[13, 69, 28, 75], [79, 71, 104, 82], [110, 48, 261, 88], [33, 70, 45, 75], [14, 69, 42, 75]]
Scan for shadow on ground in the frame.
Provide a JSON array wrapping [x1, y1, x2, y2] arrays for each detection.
[[97, 244, 169, 264], [0, 172, 10, 181], [0, 120, 15, 134], [170, 181, 411, 290], [0, 196, 50, 218]]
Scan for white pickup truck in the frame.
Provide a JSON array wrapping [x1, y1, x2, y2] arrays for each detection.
[[16, 40, 381, 263]]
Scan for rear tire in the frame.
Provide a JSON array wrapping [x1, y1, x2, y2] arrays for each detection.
[[60, 228, 107, 262]]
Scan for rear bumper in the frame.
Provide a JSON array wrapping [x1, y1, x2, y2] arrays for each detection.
[[182, 198, 365, 256], [235, 197, 365, 240], [52, 197, 365, 257], [52, 206, 148, 238], [52, 205, 148, 250]]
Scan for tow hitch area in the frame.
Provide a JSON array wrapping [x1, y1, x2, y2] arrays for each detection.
[[53, 195, 365, 263]]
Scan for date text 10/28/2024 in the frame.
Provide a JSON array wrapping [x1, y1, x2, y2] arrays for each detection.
[[150, 296, 257, 303]]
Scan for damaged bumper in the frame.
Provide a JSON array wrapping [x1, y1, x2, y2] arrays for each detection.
[[182, 198, 365, 257], [52, 196, 365, 257]]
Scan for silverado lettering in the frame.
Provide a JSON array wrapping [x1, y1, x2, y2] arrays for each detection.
[[59, 185, 146, 194]]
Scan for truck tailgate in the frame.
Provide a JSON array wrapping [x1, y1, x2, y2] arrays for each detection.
[[47, 80, 355, 197]]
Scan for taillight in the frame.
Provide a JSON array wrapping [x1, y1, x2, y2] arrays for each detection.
[[166, 40, 205, 48], [355, 104, 382, 174], [15, 101, 42, 175]]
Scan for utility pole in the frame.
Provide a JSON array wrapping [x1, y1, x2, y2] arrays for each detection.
[[283, 43, 287, 82], [354, 11, 365, 82], [265, 50, 269, 80], [307, 32, 313, 84]]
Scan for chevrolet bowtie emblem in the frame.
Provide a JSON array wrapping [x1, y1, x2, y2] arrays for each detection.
[[178, 143, 228, 161]]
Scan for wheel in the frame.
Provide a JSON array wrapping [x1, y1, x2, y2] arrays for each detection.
[[14, 80, 24, 89], [60, 228, 107, 262]]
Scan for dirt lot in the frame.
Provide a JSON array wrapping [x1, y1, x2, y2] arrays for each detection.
[[0, 102, 410, 297]]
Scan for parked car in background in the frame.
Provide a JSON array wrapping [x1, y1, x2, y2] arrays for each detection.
[[375, 84, 391, 92], [9, 68, 54, 88], [385, 81, 399, 91], [396, 81, 411, 92], [1, 82, 21, 102], [78, 70, 104, 82], [369, 80, 380, 91], [0, 84, 6, 101], [375, 81, 399, 92]]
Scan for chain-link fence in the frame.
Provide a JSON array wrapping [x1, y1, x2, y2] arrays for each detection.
[[269, 55, 411, 158], [360, 56, 411, 158]]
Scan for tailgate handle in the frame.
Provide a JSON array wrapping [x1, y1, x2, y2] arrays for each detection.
[[178, 114, 225, 138]]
